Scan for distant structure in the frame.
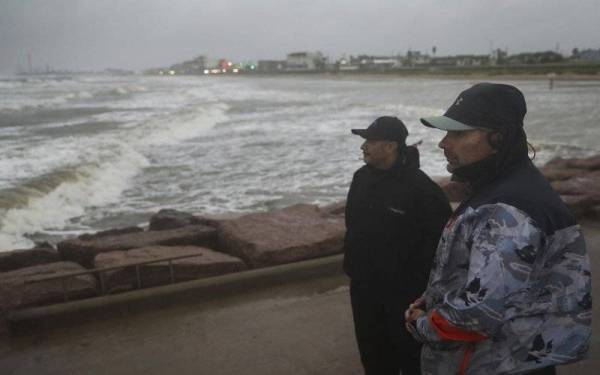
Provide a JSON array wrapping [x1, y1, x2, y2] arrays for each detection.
[[430, 54, 490, 67], [144, 46, 600, 77], [257, 60, 286, 73], [169, 55, 207, 74], [404, 50, 430, 67], [506, 51, 563, 65], [575, 48, 600, 61], [285, 51, 326, 72], [27, 53, 32, 74], [490, 49, 508, 65]]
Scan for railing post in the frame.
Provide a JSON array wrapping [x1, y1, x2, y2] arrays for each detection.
[[62, 277, 69, 302], [135, 265, 141, 289], [169, 260, 175, 284], [98, 271, 106, 295]]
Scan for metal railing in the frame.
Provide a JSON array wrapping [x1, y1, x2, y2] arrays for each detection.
[[23, 253, 207, 302]]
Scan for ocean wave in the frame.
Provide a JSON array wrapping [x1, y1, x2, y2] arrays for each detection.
[[0, 168, 84, 210], [137, 102, 229, 147], [0, 82, 148, 113], [0, 106, 116, 128], [0, 144, 149, 250], [92, 85, 148, 99], [0, 99, 229, 250]]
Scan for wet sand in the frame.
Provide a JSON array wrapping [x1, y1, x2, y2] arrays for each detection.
[[1, 222, 598, 375]]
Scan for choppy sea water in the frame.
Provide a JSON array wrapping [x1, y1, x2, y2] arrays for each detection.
[[1, 74, 599, 250]]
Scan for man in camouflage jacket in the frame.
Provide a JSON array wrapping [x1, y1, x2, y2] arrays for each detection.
[[406, 83, 591, 375]]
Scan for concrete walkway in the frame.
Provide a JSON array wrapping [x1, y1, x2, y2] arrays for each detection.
[[1, 256, 362, 375], [1, 222, 598, 375]]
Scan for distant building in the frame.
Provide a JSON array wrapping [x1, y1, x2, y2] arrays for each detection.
[[286, 51, 326, 71], [403, 51, 430, 67], [257, 60, 286, 73], [455, 54, 490, 66], [168, 55, 207, 74], [428, 54, 489, 67], [490, 49, 508, 65], [429, 56, 459, 67], [353, 55, 401, 71], [507, 51, 564, 65], [578, 48, 600, 61], [337, 56, 359, 71]]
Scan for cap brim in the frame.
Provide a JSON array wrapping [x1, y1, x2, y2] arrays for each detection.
[[351, 129, 369, 138], [420, 116, 474, 131]]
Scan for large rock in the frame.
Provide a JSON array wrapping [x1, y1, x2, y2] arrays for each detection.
[[433, 176, 470, 203], [0, 244, 61, 272], [216, 204, 345, 268], [149, 209, 203, 231], [544, 155, 600, 171], [93, 246, 247, 293], [58, 225, 217, 268], [560, 195, 600, 219], [540, 167, 585, 182], [551, 173, 600, 196], [320, 201, 346, 216], [0, 262, 98, 312], [79, 226, 143, 241]]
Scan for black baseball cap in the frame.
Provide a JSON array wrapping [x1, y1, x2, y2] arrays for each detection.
[[421, 83, 527, 131], [351, 116, 408, 142]]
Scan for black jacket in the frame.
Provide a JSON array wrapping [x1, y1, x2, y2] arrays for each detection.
[[343, 155, 452, 295], [456, 159, 576, 235]]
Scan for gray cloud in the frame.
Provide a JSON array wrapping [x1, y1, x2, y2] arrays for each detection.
[[1, 0, 599, 73]]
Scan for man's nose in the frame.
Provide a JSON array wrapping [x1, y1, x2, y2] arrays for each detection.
[[438, 134, 449, 150], [361, 141, 367, 150]]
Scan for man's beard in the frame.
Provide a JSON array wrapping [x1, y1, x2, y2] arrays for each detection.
[[451, 153, 499, 186]]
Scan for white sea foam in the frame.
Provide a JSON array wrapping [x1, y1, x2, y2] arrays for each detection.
[[0, 144, 149, 250], [135, 102, 228, 147], [0, 93, 229, 249]]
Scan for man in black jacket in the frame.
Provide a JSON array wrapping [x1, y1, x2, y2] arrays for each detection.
[[344, 116, 452, 375]]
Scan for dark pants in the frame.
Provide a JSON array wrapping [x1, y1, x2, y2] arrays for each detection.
[[350, 280, 421, 375], [526, 366, 556, 375]]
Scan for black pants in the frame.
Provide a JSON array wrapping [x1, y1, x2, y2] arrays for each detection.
[[350, 280, 421, 375], [526, 366, 556, 375]]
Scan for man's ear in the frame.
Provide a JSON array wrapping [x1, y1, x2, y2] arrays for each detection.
[[385, 141, 398, 151], [487, 131, 504, 150], [384, 141, 398, 152]]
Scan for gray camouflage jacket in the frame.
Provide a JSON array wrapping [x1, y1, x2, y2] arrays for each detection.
[[409, 162, 592, 374]]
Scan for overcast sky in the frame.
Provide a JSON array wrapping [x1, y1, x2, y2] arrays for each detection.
[[1, 0, 599, 73]]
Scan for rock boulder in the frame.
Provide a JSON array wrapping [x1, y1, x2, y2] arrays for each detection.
[[216, 204, 345, 268], [58, 225, 217, 268], [540, 167, 585, 182], [544, 155, 600, 171], [93, 246, 247, 293], [148, 209, 203, 231], [0, 262, 98, 312], [320, 201, 346, 216], [560, 195, 600, 218], [551, 172, 600, 196], [78, 226, 144, 241], [0, 244, 61, 272]]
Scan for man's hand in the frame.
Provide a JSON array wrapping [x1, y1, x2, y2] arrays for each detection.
[[404, 297, 425, 323], [405, 297, 426, 337]]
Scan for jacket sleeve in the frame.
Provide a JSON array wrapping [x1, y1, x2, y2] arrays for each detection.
[[412, 203, 543, 343]]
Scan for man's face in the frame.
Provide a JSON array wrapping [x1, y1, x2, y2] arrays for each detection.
[[438, 130, 496, 172], [361, 139, 397, 169]]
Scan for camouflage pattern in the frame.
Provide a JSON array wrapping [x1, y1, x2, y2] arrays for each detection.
[[410, 203, 591, 374]]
